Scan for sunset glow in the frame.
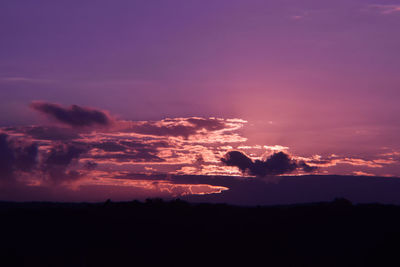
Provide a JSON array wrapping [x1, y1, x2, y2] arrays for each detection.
[[1, 0, 400, 203]]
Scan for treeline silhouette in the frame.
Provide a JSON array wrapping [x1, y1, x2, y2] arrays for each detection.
[[1, 198, 400, 267]]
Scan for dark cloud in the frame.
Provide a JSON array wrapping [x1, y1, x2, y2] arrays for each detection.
[[45, 145, 86, 167], [83, 160, 98, 170], [0, 132, 92, 187], [88, 140, 165, 162], [133, 148, 164, 162], [298, 161, 318, 173], [0, 134, 16, 182], [43, 144, 87, 183], [220, 151, 253, 172], [119, 141, 148, 148], [2, 126, 80, 141], [120, 140, 169, 149], [0, 134, 38, 183], [13, 143, 38, 172], [30, 101, 112, 127], [26, 126, 80, 141], [90, 149, 164, 163], [222, 151, 317, 177], [112, 172, 168, 181], [93, 141, 127, 152]]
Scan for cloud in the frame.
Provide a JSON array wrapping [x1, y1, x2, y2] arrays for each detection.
[[93, 141, 127, 152], [128, 117, 235, 138], [298, 161, 317, 173], [368, 4, 400, 15], [42, 144, 88, 184], [0, 134, 16, 182], [220, 151, 253, 173], [221, 151, 317, 177], [0, 134, 38, 184], [353, 171, 375, 177], [264, 145, 289, 152], [89, 149, 164, 163], [81, 172, 229, 197], [0, 76, 54, 84], [2, 126, 80, 142], [290, 11, 310, 20], [25, 126, 80, 141], [0, 133, 88, 186], [83, 160, 98, 170], [87, 140, 165, 163], [13, 143, 38, 172], [187, 118, 227, 131], [30, 101, 112, 128], [300, 155, 396, 169]]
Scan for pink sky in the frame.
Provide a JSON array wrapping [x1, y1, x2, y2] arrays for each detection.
[[1, 0, 400, 203]]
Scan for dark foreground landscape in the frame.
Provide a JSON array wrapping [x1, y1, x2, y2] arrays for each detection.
[[2, 199, 400, 267]]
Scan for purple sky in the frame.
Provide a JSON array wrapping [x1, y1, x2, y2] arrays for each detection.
[[1, 0, 400, 203]]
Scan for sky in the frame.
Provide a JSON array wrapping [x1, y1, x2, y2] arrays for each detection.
[[1, 0, 400, 204]]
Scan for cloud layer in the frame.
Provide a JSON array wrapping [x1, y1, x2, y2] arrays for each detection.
[[1, 102, 400, 201]]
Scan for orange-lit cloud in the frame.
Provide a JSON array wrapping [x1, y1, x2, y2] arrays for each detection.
[[3, 103, 400, 201], [353, 171, 375, 177]]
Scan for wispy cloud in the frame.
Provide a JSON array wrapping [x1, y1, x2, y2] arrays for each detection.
[[0, 76, 54, 83], [353, 171, 375, 176], [291, 15, 306, 20], [368, 4, 400, 14], [296, 154, 398, 169], [289, 9, 311, 21]]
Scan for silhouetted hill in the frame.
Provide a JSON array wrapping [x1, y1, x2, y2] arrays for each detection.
[[183, 174, 400, 205], [2, 199, 400, 267]]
